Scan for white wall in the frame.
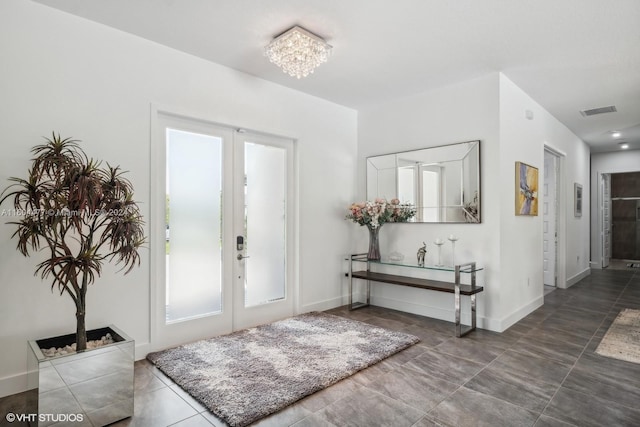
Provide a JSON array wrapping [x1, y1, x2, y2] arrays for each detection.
[[0, 0, 357, 397], [358, 74, 503, 330], [590, 150, 640, 267], [356, 73, 591, 332], [498, 75, 591, 330]]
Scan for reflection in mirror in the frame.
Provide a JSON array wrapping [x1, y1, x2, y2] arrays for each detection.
[[367, 140, 480, 223]]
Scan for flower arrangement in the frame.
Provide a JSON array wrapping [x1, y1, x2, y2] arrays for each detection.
[[346, 198, 416, 229]]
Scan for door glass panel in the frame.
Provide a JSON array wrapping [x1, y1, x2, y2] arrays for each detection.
[[166, 128, 223, 322], [244, 142, 286, 307]]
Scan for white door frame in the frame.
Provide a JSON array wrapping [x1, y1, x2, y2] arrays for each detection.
[[600, 173, 611, 268], [150, 106, 298, 352], [543, 150, 559, 287], [543, 144, 567, 289]]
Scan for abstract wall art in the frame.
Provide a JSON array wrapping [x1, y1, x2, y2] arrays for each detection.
[[515, 161, 538, 216]]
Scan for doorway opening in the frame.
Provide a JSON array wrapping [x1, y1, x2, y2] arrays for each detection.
[[610, 171, 640, 264], [543, 149, 560, 289]]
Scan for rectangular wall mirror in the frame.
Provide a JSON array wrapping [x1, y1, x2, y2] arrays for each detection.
[[367, 140, 480, 223]]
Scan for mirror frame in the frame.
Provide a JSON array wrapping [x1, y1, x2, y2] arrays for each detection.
[[366, 140, 481, 224]]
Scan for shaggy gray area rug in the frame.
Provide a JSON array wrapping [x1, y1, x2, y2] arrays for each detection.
[[596, 308, 640, 364], [147, 311, 419, 426]]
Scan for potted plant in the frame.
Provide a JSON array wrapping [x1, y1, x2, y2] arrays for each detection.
[[1, 133, 145, 425]]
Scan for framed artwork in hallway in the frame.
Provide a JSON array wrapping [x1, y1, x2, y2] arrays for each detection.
[[574, 183, 583, 217], [515, 161, 539, 216]]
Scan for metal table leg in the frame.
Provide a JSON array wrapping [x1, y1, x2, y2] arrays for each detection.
[[349, 254, 370, 310], [456, 262, 477, 337]]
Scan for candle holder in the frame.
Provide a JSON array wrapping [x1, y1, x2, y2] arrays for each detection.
[[448, 234, 459, 266], [434, 238, 445, 266]]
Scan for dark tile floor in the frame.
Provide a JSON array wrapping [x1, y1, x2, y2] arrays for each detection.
[[2, 267, 640, 426]]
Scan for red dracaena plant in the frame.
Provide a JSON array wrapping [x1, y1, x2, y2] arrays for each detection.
[[0, 133, 145, 351]]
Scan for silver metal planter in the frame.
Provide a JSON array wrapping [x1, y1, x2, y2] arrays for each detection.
[[27, 325, 134, 427]]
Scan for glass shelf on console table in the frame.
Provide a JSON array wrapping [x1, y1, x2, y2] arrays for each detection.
[[347, 253, 484, 337]]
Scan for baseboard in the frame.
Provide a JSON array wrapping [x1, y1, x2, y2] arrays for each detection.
[[301, 292, 498, 331], [499, 295, 544, 332], [0, 371, 29, 399], [481, 316, 504, 333], [371, 295, 453, 321], [564, 267, 591, 289], [134, 342, 152, 360], [369, 295, 496, 332], [300, 296, 346, 313], [0, 342, 152, 399]]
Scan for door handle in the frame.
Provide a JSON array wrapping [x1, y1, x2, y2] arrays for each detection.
[[237, 254, 250, 261]]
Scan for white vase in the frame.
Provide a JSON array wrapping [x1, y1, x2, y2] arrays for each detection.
[[448, 235, 459, 266], [434, 239, 445, 266]]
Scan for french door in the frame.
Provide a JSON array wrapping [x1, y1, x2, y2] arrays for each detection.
[[152, 112, 295, 348], [233, 131, 295, 329]]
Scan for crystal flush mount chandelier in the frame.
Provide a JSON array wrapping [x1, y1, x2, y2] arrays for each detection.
[[265, 25, 332, 79]]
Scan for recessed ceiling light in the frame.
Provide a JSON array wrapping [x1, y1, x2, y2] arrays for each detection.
[[612, 131, 621, 138], [619, 143, 629, 149]]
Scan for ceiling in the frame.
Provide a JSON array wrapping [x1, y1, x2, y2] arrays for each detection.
[[34, 0, 640, 153]]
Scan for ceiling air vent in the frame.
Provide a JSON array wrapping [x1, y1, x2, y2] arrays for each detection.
[[580, 105, 617, 117]]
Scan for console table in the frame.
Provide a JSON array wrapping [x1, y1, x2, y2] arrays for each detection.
[[347, 254, 484, 337]]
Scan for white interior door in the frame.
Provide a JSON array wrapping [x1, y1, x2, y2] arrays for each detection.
[[153, 113, 295, 350], [602, 173, 611, 267], [233, 132, 295, 330], [543, 150, 558, 287]]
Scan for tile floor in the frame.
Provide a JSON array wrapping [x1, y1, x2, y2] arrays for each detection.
[[2, 267, 640, 426]]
